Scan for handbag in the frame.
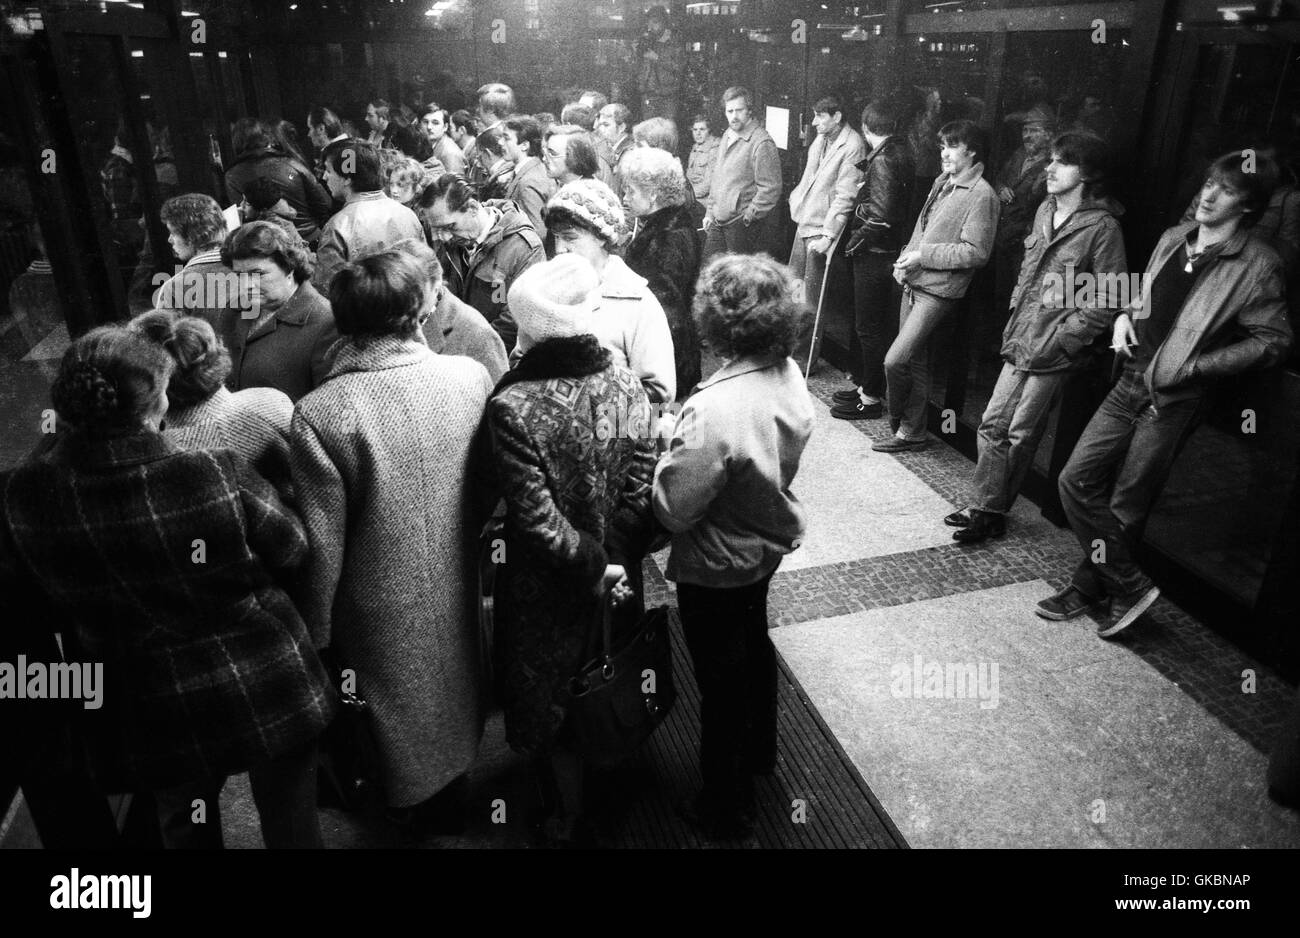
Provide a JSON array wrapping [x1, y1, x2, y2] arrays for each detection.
[[315, 650, 382, 813], [562, 592, 676, 767]]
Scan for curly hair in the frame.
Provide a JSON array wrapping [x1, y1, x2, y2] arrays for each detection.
[[384, 154, 426, 200], [221, 220, 314, 283], [51, 325, 173, 435], [329, 250, 428, 344], [130, 309, 232, 409], [693, 253, 807, 360], [620, 146, 686, 210], [161, 193, 227, 251]]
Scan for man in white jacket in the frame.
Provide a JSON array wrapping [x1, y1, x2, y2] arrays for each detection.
[[788, 95, 865, 371]]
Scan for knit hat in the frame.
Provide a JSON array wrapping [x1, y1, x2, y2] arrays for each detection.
[[508, 254, 601, 343], [546, 178, 627, 247]]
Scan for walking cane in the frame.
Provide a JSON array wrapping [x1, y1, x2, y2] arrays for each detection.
[[802, 226, 845, 379]]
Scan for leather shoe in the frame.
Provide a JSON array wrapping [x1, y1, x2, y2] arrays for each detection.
[[831, 400, 883, 420], [833, 387, 863, 404], [872, 436, 928, 453], [1035, 585, 1108, 621], [953, 510, 1005, 543], [944, 508, 974, 527]]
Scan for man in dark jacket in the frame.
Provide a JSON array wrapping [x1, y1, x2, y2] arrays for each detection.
[[947, 132, 1126, 542], [1043, 151, 1293, 638], [834, 101, 914, 420], [417, 173, 545, 352], [993, 107, 1054, 315]]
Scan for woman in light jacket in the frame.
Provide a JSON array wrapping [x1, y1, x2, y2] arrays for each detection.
[[514, 177, 676, 404], [876, 119, 999, 453], [652, 253, 815, 841], [291, 250, 493, 836]]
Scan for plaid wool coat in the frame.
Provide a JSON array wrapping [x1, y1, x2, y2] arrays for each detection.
[[0, 430, 335, 791]]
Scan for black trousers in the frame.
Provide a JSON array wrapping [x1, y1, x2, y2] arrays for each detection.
[[846, 251, 901, 398], [677, 571, 777, 820]]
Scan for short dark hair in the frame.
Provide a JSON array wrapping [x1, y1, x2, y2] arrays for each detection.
[[243, 176, 286, 212], [722, 86, 751, 109], [161, 193, 227, 250], [222, 220, 314, 283], [1205, 150, 1280, 228], [544, 205, 612, 250], [329, 250, 428, 343], [419, 102, 449, 126], [691, 114, 711, 132], [418, 173, 476, 213], [307, 106, 343, 139], [450, 110, 478, 136], [561, 103, 597, 132], [326, 140, 384, 193], [938, 119, 988, 165], [813, 95, 844, 121], [231, 117, 272, 157], [694, 253, 806, 360], [1050, 132, 1112, 199], [505, 115, 544, 159], [130, 308, 231, 409], [368, 98, 391, 121], [476, 126, 507, 160], [861, 100, 897, 136], [52, 326, 173, 436], [563, 134, 601, 179]]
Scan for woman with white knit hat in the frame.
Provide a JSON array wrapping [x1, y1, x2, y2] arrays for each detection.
[[487, 253, 659, 846], [513, 177, 677, 404]]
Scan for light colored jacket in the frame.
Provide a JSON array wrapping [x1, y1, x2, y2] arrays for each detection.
[[311, 190, 424, 293], [706, 119, 783, 225], [901, 161, 1000, 299], [653, 355, 814, 588], [788, 125, 866, 240], [291, 336, 491, 807], [513, 255, 676, 403]]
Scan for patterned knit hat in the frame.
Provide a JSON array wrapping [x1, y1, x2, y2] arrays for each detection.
[[546, 178, 627, 247], [508, 254, 601, 343]]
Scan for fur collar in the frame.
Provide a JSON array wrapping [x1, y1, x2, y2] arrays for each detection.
[[494, 335, 610, 395]]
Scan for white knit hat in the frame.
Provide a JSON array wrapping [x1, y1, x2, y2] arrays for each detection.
[[508, 254, 601, 343]]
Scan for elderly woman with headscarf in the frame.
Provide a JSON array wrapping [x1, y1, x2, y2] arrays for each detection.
[[487, 253, 658, 846], [621, 146, 703, 399], [515, 178, 676, 404]]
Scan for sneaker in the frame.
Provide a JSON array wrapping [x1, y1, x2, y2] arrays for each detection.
[[833, 387, 863, 404], [944, 508, 974, 527], [1098, 584, 1160, 638], [1035, 585, 1108, 621], [952, 510, 1006, 544], [831, 400, 884, 420], [872, 435, 928, 453]]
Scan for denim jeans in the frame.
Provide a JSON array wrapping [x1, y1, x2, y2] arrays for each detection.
[[703, 212, 779, 262], [970, 363, 1067, 514], [885, 288, 958, 441], [1058, 367, 1202, 600], [677, 570, 778, 822], [790, 235, 829, 368], [846, 252, 900, 399]]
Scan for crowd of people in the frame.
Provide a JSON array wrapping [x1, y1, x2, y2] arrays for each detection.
[[4, 56, 1298, 849]]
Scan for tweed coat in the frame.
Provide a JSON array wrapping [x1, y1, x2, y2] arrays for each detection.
[[165, 385, 294, 500], [486, 336, 658, 756], [227, 279, 340, 403], [291, 335, 493, 808], [0, 430, 335, 790], [625, 203, 703, 399]]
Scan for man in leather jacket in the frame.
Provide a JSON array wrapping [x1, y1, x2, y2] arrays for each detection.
[[1044, 151, 1292, 639], [833, 101, 914, 420]]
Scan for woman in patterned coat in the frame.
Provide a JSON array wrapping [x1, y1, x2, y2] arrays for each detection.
[[487, 254, 658, 845], [0, 326, 335, 848], [291, 249, 493, 835]]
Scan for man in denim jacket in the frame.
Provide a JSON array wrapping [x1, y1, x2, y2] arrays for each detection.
[[1042, 151, 1292, 637]]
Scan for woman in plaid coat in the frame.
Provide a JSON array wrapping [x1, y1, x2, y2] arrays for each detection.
[[0, 326, 335, 848]]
